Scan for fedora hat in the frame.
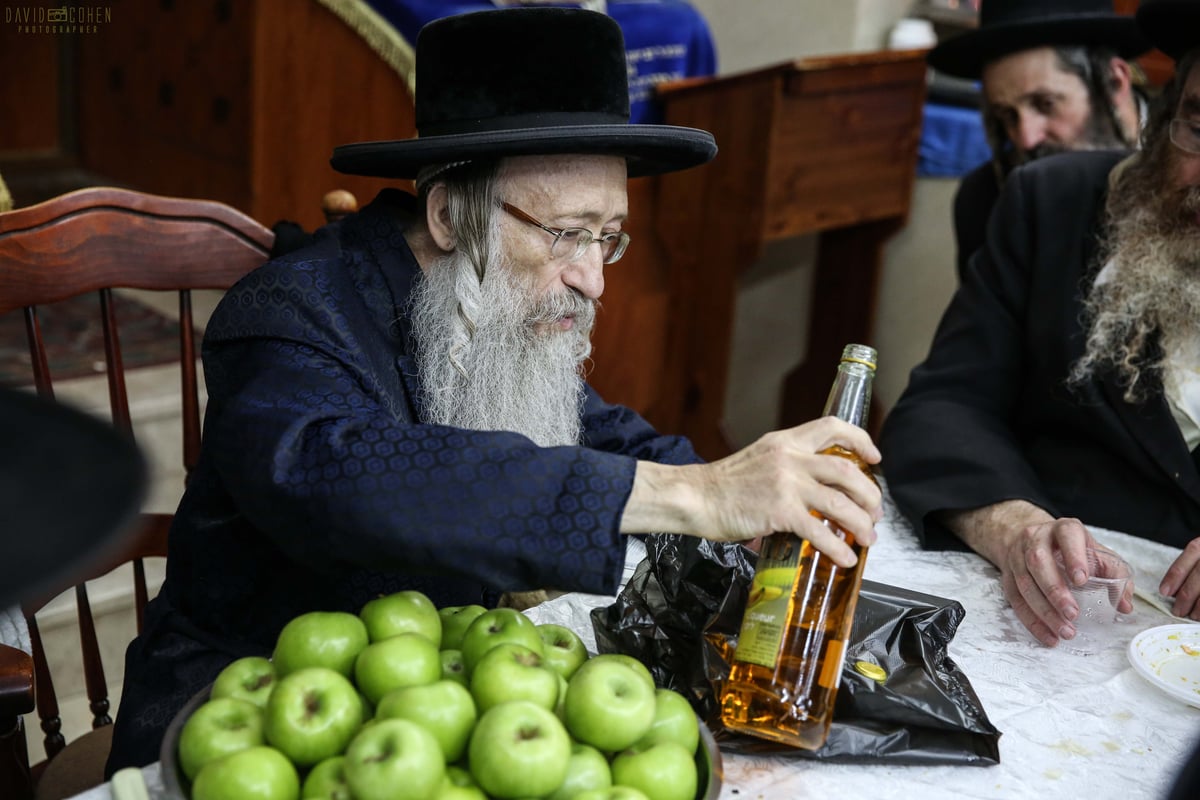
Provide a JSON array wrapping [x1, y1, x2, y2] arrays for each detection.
[[1137, 0, 1200, 60], [330, 7, 717, 179], [0, 388, 146, 607], [927, 0, 1151, 80]]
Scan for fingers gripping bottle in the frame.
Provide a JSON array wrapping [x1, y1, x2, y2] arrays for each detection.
[[719, 343, 878, 750]]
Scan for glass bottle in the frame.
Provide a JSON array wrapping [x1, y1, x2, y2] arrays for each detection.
[[718, 343, 879, 750]]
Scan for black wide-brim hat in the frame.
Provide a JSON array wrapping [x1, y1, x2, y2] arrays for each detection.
[[331, 7, 717, 179], [1137, 0, 1200, 60], [927, 0, 1151, 80], [0, 387, 146, 608]]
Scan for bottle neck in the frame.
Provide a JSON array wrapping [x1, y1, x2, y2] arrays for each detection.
[[822, 363, 874, 428]]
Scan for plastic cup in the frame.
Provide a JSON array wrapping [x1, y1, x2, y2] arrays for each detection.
[[1055, 547, 1132, 656]]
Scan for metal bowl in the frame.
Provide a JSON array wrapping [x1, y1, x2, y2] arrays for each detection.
[[160, 684, 723, 799], [697, 714, 724, 800]]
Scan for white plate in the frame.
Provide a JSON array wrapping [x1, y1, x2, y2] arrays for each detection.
[[1127, 624, 1200, 708]]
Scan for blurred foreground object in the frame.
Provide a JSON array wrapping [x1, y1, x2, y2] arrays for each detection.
[[0, 388, 146, 610]]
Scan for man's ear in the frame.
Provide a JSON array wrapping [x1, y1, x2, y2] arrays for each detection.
[[425, 183, 456, 253], [1109, 56, 1133, 95]]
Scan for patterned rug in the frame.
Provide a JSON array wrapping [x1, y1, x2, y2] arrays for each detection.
[[0, 293, 188, 387]]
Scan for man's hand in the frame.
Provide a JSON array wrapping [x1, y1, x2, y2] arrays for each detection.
[[622, 417, 883, 568], [944, 501, 1135, 646], [1160, 538, 1200, 618]]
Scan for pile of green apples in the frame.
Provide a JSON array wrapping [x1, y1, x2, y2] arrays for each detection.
[[175, 590, 704, 800]]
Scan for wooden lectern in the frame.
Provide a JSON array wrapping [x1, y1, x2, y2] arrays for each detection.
[[651, 50, 928, 460]]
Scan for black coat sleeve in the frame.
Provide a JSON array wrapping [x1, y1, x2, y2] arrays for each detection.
[[880, 152, 1124, 549]]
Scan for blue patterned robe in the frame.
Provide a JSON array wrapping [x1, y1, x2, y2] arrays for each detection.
[[106, 189, 699, 772]]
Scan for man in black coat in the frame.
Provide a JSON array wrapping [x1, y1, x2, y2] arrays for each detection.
[[927, 0, 1150, 280], [104, 7, 886, 774], [883, 0, 1200, 649]]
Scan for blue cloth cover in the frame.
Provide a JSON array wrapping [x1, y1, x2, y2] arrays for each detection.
[[919, 101, 991, 178]]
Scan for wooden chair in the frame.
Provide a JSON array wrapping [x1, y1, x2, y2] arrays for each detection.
[[0, 187, 275, 800]]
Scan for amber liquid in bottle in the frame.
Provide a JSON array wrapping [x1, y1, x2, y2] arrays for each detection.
[[719, 346, 877, 750]]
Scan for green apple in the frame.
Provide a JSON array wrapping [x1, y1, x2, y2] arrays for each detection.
[[468, 700, 571, 799], [553, 672, 570, 723], [635, 688, 700, 753], [537, 624, 588, 680], [459, 608, 544, 674], [300, 755, 350, 800], [264, 667, 364, 767], [192, 745, 300, 800], [354, 632, 443, 705], [440, 649, 468, 686], [343, 718, 445, 800], [177, 696, 265, 781], [469, 643, 560, 713], [573, 788, 651, 800], [359, 691, 375, 723], [271, 611, 369, 678], [375, 680, 477, 762], [434, 765, 488, 800], [564, 658, 656, 752], [611, 741, 697, 800], [211, 656, 277, 709], [438, 604, 487, 650], [360, 590, 442, 646], [575, 653, 656, 692], [546, 742, 612, 800]]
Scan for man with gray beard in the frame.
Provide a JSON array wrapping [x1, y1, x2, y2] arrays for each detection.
[[408, 209, 596, 450], [882, 0, 1200, 651], [106, 7, 884, 773]]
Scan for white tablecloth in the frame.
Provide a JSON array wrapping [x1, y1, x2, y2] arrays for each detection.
[[526, 485, 1200, 800], [73, 485, 1200, 799]]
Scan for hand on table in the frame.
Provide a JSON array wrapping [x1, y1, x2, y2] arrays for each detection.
[[1159, 538, 1200, 619], [624, 416, 883, 568], [946, 502, 1134, 647]]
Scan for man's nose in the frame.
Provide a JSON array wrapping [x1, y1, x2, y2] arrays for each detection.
[[1013, 112, 1047, 153], [561, 246, 605, 300]]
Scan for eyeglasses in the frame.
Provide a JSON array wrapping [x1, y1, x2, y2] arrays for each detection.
[[500, 202, 630, 265], [1169, 118, 1200, 155]]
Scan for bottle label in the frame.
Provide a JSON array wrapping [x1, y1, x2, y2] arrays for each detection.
[[732, 550, 798, 669]]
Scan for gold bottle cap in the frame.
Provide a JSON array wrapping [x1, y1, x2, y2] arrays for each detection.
[[853, 660, 887, 683]]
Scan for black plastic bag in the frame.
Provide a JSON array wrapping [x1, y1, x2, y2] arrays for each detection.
[[591, 534, 1001, 765]]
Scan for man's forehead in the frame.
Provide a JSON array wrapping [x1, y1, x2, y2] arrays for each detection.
[[499, 154, 627, 182], [982, 46, 1086, 104], [498, 154, 629, 214]]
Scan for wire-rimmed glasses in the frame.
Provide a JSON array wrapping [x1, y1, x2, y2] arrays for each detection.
[[1169, 118, 1200, 155], [500, 201, 630, 264]]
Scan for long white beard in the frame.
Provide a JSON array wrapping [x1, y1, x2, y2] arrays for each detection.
[[1072, 173, 1200, 400], [409, 250, 596, 447]]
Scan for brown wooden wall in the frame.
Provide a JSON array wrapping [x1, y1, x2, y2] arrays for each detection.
[[0, 32, 59, 154], [70, 0, 415, 231]]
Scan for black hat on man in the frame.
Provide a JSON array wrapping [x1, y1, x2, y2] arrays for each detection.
[[1137, 0, 1200, 60], [331, 7, 717, 179], [928, 0, 1151, 80]]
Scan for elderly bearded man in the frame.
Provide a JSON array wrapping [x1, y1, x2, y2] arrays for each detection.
[[927, 0, 1151, 279], [105, 7, 883, 773], [882, 0, 1200, 650]]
